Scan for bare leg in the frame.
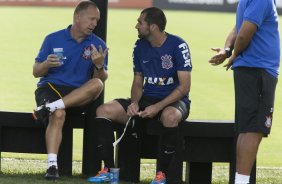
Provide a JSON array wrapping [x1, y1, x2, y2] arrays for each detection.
[[45, 78, 103, 153], [62, 78, 103, 108], [45, 110, 66, 154], [96, 100, 129, 124], [236, 132, 263, 175], [160, 106, 182, 127]]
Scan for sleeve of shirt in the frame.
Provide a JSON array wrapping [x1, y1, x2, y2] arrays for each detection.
[[133, 41, 142, 73], [244, 0, 270, 27], [35, 35, 51, 63], [175, 40, 192, 71]]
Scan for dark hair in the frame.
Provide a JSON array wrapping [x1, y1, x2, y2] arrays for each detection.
[[74, 1, 98, 14], [141, 7, 166, 32]]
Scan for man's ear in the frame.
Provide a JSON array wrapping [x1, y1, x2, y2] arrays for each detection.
[[150, 24, 157, 32], [74, 13, 80, 23]]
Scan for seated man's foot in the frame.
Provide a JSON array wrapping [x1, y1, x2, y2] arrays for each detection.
[[87, 167, 113, 183], [150, 171, 166, 184], [32, 104, 51, 123], [45, 165, 59, 180]]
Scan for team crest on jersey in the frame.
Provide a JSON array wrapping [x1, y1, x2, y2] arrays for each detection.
[[161, 54, 173, 69], [82, 46, 92, 60], [265, 116, 272, 128]]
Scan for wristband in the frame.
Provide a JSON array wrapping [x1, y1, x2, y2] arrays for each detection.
[[95, 64, 104, 71], [224, 47, 232, 58]]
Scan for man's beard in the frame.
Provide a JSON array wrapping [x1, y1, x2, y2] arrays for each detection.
[[138, 32, 149, 39], [138, 34, 146, 39]]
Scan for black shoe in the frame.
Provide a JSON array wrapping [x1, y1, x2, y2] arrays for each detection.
[[45, 165, 59, 180], [32, 105, 51, 124]]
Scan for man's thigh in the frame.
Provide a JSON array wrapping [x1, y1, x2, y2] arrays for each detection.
[[165, 100, 190, 120], [35, 83, 85, 113], [116, 96, 189, 121], [35, 84, 75, 105]]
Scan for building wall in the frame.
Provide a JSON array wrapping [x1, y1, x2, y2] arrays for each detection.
[[1, 0, 282, 14], [0, 0, 152, 8]]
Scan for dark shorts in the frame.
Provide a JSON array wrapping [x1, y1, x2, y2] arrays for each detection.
[[35, 83, 86, 114], [234, 67, 277, 136], [115, 96, 190, 121]]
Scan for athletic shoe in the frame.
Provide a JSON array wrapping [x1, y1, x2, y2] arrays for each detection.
[[87, 167, 113, 183], [45, 165, 59, 180], [150, 171, 166, 184], [32, 105, 51, 124]]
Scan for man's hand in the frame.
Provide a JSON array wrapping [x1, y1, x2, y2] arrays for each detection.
[[224, 54, 236, 70], [208, 48, 228, 66], [139, 104, 162, 119], [45, 54, 62, 68], [127, 102, 140, 117], [91, 44, 109, 68], [33, 54, 62, 77]]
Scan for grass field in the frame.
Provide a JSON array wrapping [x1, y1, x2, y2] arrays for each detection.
[[1, 158, 282, 184], [0, 6, 282, 181]]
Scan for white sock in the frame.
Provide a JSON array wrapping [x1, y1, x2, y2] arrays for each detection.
[[46, 99, 65, 112], [235, 172, 250, 184], [47, 153, 58, 168]]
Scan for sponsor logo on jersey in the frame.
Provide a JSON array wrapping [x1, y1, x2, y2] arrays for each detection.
[[265, 116, 272, 128], [144, 77, 174, 85], [178, 43, 191, 68], [161, 54, 173, 69], [82, 46, 92, 60]]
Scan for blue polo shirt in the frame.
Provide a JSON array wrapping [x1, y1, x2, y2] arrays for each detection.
[[133, 33, 192, 106], [233, 0, 280, 77], [35, 25, 108, 87]]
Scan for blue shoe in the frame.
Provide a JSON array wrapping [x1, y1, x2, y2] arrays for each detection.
[[87, 167, 113, 183], [150, 171, 166, 184]]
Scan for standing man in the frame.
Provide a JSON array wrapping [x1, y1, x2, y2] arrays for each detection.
[[87, 7, 192, 184], [209, 0, 280, 183], [32, 1, 108, 180]]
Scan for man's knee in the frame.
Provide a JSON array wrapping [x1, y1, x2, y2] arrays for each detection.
[[89, 78, 104, 94], [52, 110, 66, 119], [96, 104, 112, 117], [49, 109, 66, 127], [161, 112, 181, 127], [96, 100, 126, 121]]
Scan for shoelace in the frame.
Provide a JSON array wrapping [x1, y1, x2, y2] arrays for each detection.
[[96, 168, 108, 176]]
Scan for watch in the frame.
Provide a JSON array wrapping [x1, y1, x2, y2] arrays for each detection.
[[95, 64, 104, 71], [224, 47, 232, 58]]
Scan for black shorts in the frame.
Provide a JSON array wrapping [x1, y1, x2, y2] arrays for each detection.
[[234, 67, 277, 136], [115, 96, 190, 121], [35, 83, 86, 114]]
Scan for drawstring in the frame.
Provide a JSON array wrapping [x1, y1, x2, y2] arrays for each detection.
[[113, 117, 135, 147]]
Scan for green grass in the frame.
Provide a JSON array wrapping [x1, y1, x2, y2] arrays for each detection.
[[0, 5, 282, 178], [1, 158, 282, 183]]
